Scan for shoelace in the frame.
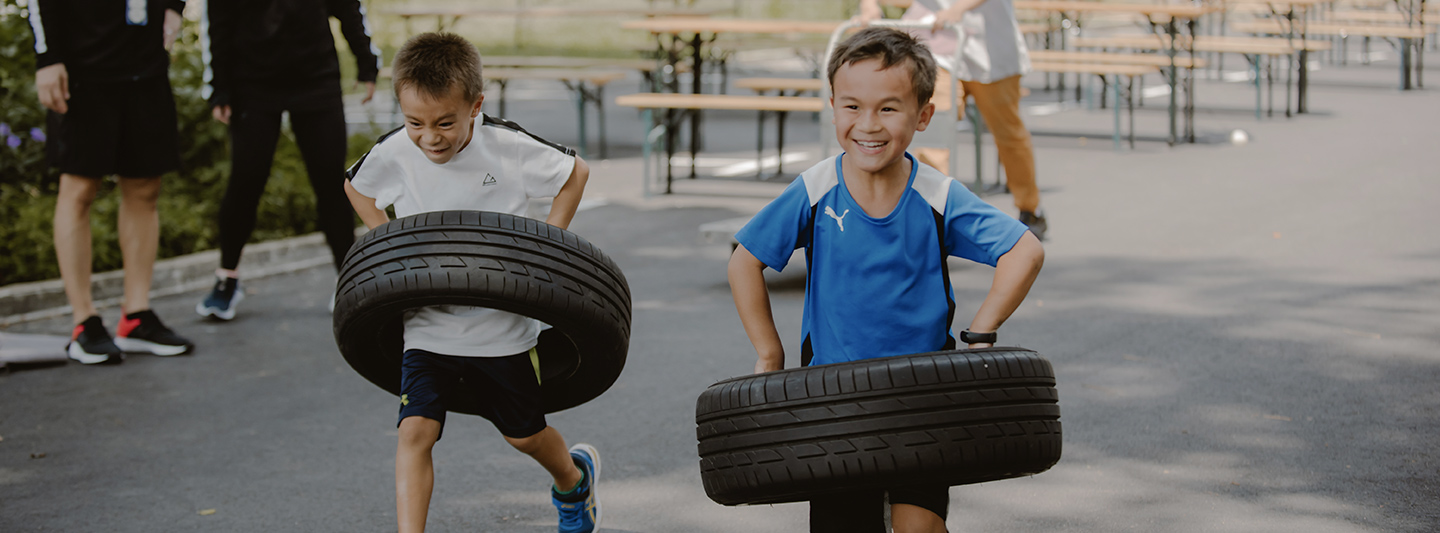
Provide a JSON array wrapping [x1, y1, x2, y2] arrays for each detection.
[[556, 500, 586, 528]]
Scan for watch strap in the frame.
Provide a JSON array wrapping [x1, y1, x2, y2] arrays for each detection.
[[960, 329, 997, 344]]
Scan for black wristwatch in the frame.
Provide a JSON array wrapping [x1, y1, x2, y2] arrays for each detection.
[[960, 329, 997, 344]]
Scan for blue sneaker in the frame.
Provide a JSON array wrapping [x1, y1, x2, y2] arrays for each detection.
[[552, 443, 601, 533], [196, 276, 243, 321]]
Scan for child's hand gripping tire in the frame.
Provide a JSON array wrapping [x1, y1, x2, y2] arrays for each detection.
[[333, 211, 632, 414], [696, 348, 1061, 505]]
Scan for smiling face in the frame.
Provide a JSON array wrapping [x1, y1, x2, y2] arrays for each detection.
[[831, 58, 935, 181], [398, 84, 484, 164]]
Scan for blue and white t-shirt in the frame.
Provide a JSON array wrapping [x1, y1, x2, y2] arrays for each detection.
[[734, 153, 1028, 366]]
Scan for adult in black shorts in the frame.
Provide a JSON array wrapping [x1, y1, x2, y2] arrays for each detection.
[[29, 0, 195, 364], [195, 0, 381, 320]]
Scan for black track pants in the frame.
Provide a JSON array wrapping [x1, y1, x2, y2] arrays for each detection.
[[217, 104, 354, 271]]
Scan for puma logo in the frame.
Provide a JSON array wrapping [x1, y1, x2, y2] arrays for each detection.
[[824, 206, 850, 232]]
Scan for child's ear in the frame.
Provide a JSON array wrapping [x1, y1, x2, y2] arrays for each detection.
[[471, 95, 485, 118], [915, 101, 936, 132]]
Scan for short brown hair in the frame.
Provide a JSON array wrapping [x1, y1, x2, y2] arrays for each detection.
[[392, 32, 485, 102], [826, 27, 937, 106]]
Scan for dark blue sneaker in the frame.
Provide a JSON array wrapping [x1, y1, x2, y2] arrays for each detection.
[[196, 276, 243, 321], [552, 443, 601, 533]]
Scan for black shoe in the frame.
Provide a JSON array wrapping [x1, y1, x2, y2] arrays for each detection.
[[115, 310, 194, 356], [1019, 210, 1048, 241], [66, 316, 124, 365], [196, 276, 243, 321]]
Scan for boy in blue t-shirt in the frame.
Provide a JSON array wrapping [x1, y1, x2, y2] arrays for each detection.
[[728, 27, 1045, 533]]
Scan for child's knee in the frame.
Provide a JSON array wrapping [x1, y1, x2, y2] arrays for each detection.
[[397, 416, 441, 450], [502, 427, 549, 455]]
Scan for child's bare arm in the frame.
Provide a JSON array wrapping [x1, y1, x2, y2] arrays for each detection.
[[344, 179, 390, 230], [545, 156, 590, 231], [728, 244, 785, 374], [966, 231, 1044, 348]]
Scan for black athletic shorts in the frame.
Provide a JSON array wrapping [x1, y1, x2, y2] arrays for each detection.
[[45, 75, 180, 178], [397, 348, 546, 440], [809, 485, 950, 532]]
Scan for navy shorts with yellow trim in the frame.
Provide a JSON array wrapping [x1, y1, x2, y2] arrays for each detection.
[[398, 348, 546, 440]]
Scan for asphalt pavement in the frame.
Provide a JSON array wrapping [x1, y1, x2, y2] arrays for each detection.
[[2, 51, 1438, 532]]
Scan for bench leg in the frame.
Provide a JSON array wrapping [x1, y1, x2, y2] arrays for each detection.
[[1267, 55, 1275, 118], [1401, 37, 1413, 90], [598, 85, 608, 159], [1128, 76, 1136, 150], [1251, 54, 1262, 121], [1112, 75, 1121, 151], [690, 33, 703, 180], [776, 111, 789, 178], [572, 82, 588, 159], [756, 106, 766, 180], [500, 80, 509, 118]]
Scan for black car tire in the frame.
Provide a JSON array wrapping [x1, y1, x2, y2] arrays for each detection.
[[333, 210, 631, 414], [696, 348, 1061, 505]]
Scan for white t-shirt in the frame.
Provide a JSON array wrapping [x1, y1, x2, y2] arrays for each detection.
[[347, 114, 576, 357], [906, 0, 1031, 83]]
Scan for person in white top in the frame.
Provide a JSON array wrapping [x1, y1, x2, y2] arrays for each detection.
[[344, 33, 602, 533], [860, 0, 1048, 241]]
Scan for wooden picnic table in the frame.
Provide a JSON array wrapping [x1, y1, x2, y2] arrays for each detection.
[[1015, 0, 1220, 145], [622, 18, 850, 177], [383, 6, 719, 33]]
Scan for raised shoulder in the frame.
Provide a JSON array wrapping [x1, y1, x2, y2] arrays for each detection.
[[347, 126, 407, 179], [481, 115, 576, 157], [911, 159, 953, 212], [797, 156, 841, 207]]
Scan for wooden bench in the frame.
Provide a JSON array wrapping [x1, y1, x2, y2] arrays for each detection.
[[1232, 19, 1427, 88], [1030, 49, 1209, 68], [1232, 20, 1429, 39], [1029, 61, 1157, 148], [1072, 35, 1315, 118], [731, 78, 829, 178], [614, 93, 823, 194]]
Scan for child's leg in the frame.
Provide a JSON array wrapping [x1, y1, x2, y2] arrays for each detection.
[[504, 426, 582, 492], [396, 416, 441, 533], [889, 485, 950, 533], [891, 504, 947, 533], [393, 350, 456, 533]]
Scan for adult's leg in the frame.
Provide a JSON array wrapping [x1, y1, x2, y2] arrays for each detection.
[[505, 427, 584, 492], [965, 76, 1039, 213], [396, 416, 441, 533], [914, 67, 965, 175], [53, 174, 103, 324], [217, 106, 284, 272], [116, 176, 163, 313], [288, 105, 356, 268]]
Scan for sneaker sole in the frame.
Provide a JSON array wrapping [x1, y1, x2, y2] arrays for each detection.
[[67, 342, 123, 365], [115, 337, 193, 356], [196, 292, 243, 321], [571, 443, 602, 531]]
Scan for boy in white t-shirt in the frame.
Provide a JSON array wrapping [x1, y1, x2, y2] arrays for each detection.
[[344, 33, 598, 533]]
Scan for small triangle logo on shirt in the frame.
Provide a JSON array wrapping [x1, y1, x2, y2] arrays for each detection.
[[482, 174, 498, 186]]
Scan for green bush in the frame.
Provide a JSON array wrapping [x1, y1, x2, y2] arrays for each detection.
[[0, 0, 380, 286]]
